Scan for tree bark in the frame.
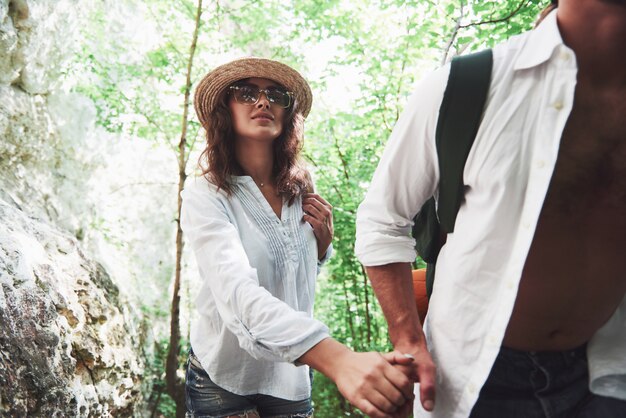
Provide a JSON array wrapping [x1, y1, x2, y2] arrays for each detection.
[[166, 0, 203, 416]]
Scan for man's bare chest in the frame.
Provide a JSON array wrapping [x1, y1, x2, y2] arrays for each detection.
[[543, 86, 626, 214]]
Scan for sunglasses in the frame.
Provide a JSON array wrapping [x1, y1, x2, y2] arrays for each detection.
[[229, 85, 293, 108]]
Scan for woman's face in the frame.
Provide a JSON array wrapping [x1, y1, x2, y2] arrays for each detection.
[[228, 77, 288, 144]]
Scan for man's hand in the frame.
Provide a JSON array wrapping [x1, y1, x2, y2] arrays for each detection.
[[384, 347, 436, 412]]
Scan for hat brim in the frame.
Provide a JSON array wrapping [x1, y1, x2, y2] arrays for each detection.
[[194, 57, 313, 128]]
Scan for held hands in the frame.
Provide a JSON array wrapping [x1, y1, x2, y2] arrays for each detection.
[[302, 193, 333, 260], [301, 339, 415, 418], [377, 349, 437, 416], [385, 344, 437, 413], [333, 351, 416, 418]]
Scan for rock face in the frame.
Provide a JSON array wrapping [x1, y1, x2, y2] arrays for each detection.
[[1, 1, 148, 415], [0, 0, 77, 93], [0, 198, 144, 417], [0, 0, 98, 236]]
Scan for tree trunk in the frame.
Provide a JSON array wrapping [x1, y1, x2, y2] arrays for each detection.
[[360, 265, 372, 346], [166, 0, 203, 416]]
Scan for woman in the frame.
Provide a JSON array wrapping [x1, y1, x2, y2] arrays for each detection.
[[182, 57, 414, 418]]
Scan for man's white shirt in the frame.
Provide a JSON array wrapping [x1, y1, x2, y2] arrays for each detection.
[[355, 11, 626, 418]]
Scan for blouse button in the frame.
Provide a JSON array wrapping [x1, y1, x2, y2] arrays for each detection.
[[467, 383, 477, 394]]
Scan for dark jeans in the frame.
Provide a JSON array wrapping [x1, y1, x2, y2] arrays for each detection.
[[470, 345, 626, 418], [185, 352, 313, 418]]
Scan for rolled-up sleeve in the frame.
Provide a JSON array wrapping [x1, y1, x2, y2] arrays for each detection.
[[355, 66, 449, 266], [181, 181, 329, 363]]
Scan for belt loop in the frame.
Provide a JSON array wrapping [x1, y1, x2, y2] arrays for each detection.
[[190, 352, 204, 370]]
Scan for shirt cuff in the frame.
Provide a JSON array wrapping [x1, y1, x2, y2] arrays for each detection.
[[317, 244, 333, 267], [588, 298, 626, 400], [292, 331, 331, 367]]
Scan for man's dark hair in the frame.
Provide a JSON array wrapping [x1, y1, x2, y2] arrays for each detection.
[[536, 1, 558, 27]]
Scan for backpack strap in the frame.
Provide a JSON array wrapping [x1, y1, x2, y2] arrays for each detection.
[[416, 49, 493, 298], [436, 49, 493, 233]]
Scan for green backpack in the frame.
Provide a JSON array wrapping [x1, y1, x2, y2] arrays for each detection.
[[412, 49, 493, 298]]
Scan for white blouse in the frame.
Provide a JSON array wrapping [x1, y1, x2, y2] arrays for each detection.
[[181, 175, 330, 401]]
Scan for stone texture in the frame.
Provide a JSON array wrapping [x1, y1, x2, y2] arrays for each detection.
[[0, 0, 102, 239], [0, 0, 21, 85], [0, 198, 144, 417], [0, 0, 78, 93], [0, 0, 160, 415]]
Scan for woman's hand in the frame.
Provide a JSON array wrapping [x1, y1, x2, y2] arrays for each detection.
[[302, 193, 333, 260]]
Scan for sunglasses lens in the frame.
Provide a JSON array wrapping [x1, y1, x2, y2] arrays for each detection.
[[266, 89, 291, 108], [233, 86, 258, 104], [230, 85, 292, 108]]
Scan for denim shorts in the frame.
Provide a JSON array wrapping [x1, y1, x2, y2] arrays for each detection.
[[185, 352, 313, 418], [469, 344, 626, 418]]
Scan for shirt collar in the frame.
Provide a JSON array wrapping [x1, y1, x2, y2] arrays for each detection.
[[514, 9, 566, 71], [230, 175, 250, 184]]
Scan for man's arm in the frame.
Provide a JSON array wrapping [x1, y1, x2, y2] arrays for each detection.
[[366, 262, 436, 412], [354, 66, 450, 414]]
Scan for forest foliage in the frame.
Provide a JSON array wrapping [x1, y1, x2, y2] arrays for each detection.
[[66, 0, 549, 416]]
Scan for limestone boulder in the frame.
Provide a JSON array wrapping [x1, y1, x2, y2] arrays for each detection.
[[0, 198, 145, 417]]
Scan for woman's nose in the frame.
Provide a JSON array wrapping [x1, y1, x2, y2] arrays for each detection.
[[256, 92, 271, 109]]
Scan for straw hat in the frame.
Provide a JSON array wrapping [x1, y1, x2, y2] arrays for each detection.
[[194, 57, 313, 128]]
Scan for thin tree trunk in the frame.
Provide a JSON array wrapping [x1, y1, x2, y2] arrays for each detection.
[[351, 274, 364, 348], [360, 265, 372, 346], [166, 0, 203, 416], [341, 278, 357, 345]]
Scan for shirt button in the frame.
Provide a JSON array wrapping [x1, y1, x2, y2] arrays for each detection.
[[507, 280, 516, 290], [488, 335, 499, 345], [467, 383, 477, 394], [553, 101, 564, 110], [560, 51, 571, 61], [536, 160, 546, 169]]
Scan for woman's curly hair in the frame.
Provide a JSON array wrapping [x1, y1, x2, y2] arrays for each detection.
[[198, 84, 312, 205]]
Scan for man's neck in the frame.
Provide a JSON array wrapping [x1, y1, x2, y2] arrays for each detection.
[[557, 0, 626, 87]]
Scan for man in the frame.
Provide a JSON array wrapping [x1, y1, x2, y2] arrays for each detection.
[[355, 1, 626, 417]]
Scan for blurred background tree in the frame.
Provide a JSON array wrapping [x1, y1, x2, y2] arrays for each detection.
[[61, 0, 549, 416]]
